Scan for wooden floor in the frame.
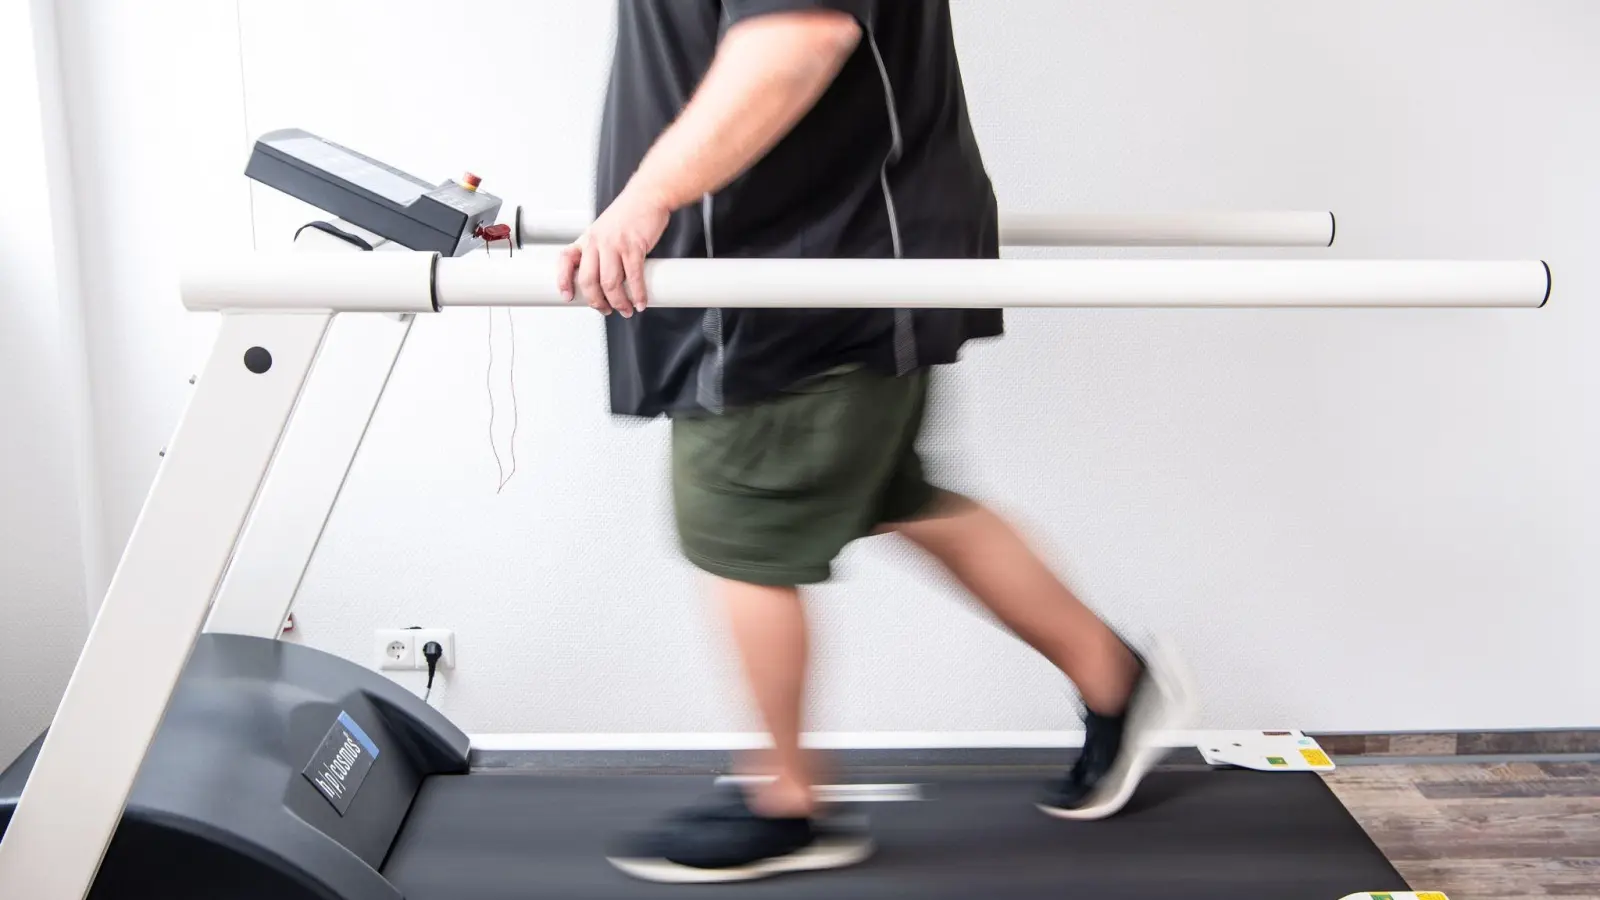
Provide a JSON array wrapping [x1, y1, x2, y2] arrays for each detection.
[[1325, 761, 1600, 900]]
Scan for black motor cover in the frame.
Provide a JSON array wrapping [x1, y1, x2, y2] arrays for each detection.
[[0, 634, 469, 900]]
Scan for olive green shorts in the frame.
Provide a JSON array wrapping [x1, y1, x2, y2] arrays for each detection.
[[671, 367, 938, 586]]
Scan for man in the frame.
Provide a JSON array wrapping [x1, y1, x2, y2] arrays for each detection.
[[554, 0, 1193, 884]]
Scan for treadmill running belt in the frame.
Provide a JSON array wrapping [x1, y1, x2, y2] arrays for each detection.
[[383, 770, 1406, 899]]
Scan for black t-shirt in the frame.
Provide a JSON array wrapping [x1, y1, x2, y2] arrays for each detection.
[[597, 0, 1003, 417]]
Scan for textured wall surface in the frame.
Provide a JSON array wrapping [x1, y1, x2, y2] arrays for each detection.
[[64, 0, 1600, 740]]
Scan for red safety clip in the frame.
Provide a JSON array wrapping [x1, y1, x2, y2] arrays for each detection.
[[476, 223, 514, 257]]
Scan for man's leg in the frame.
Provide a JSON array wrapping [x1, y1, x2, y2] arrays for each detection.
[[890, 495, 1140, 715], [608, 370, 896, 882], [717, 579, 817, 817], [888, 491, 1194, 820], [610, 572, 866, 884]]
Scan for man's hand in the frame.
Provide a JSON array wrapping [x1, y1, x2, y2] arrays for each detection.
[[556, 186, 672, 317], [554, 8, 860, 317]]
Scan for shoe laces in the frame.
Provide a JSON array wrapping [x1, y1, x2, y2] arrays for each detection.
[[1068, 711, 1122, 784]]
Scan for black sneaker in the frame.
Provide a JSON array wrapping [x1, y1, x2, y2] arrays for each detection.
[[607, 787, 873, 884], [1038, 637, 1195, 821]]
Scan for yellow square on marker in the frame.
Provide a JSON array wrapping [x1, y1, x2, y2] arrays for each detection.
[[1416, 893, 1449, 900], [1301, 748, 1333, 767]]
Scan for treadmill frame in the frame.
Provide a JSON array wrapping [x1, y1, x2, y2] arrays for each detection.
[[0, 223, 1545, 899]]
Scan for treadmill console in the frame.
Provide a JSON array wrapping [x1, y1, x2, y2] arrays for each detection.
[[246, 128, 502, 257]]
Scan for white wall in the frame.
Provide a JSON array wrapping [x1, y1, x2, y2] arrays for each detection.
[[48, 0, 1600, 743], [52, 0, 256, 588], [0, 0, 91, 763], [0, 0, 260, 757]]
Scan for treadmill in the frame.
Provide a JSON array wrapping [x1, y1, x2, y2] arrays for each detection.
[[0, 636, 1412, 900], [0, 129, 1426, 900]]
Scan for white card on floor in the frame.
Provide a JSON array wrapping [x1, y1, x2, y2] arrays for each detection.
[[1195, 730, 1336, 772]]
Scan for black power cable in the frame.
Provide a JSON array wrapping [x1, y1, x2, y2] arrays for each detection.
[[422, 641, 444, 703]]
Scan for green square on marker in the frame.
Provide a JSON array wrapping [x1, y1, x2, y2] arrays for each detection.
[[1266, 756, 1287, 766], [1371, 894, 1394, 900]]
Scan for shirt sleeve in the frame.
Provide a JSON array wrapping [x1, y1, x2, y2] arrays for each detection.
[[722, 0, 876, 28]]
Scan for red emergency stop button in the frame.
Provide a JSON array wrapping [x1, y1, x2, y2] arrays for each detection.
[[462, 172, 482, 192]]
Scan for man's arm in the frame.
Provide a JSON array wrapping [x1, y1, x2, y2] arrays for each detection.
[[628, 10, 863, 214], [557, 9, 864, 317]]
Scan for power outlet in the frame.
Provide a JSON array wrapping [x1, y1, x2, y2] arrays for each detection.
[[374, 628, 455, 671], [374, 629, 416, 670], [409, 628, 455, 670]]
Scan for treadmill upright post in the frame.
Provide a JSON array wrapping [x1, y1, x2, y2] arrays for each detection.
[[0, 313, 333, 900], [205, 223, 416, 640]]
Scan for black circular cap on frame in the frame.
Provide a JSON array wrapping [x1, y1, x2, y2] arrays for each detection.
[[244, 347, 273, 374]]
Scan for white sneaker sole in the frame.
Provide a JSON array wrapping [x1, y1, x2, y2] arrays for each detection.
[[608, 836, 875, 884], [1038, 636, 1199, 822]]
